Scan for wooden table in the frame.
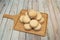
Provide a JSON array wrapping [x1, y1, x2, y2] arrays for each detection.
[[0, 0, 60, 40]]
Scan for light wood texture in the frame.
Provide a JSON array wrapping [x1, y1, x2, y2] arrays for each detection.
[[0, 0, 14, 40], [0, 0, 13, 40], [4, 0, 19, 40], [0, 0, 60, 40]]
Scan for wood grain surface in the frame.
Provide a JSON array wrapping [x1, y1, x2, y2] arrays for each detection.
[[0, 0, 60, 40]]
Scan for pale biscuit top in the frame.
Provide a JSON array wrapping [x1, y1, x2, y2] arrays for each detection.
[[34, 23, 41, 31], [30, 20, 39, 28], [36, 12, 42, 20], [20, 15, 24, 22], [24, 24, 31, 30], [23, 14, 31, 23], [28, 10, 37, 18], [39, 17, 44, 24]]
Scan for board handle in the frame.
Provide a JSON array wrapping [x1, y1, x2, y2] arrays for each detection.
[[3, 14, 15, 20]]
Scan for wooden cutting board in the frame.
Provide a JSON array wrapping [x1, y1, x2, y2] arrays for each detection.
[[3, 9, 48, 36]]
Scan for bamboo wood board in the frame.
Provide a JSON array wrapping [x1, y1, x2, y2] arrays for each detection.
[[3, 9, 48, 36]]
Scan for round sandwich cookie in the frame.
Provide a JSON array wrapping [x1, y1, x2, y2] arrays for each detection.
[[23, 14, 31, 23], [39, 17, 45, 24], [36, 12, 42, 20], [34, 23, 42, 31], [20, 15, 24, 22], [24, 24, 31, 30], [28, 10, 37, 18], [30, 20, 39, 28]]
